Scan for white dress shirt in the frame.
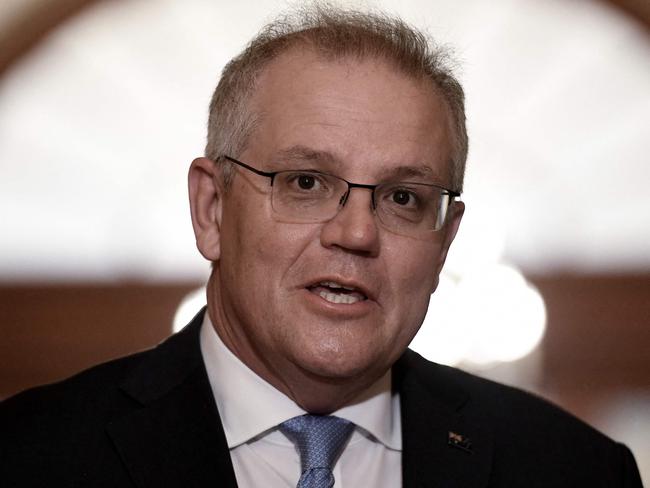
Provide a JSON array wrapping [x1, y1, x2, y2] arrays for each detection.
[[199, 313, 402, 487]]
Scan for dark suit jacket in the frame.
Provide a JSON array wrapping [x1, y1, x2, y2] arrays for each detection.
[[1, 309, 643, 487]]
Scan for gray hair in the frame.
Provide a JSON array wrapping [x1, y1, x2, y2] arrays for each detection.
[[205, 5, 468, 191]]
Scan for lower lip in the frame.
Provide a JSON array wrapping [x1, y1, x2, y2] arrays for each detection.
[[302, 288, 375, 317]]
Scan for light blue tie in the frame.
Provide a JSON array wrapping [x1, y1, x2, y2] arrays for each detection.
[[280, 414, 354, 488]]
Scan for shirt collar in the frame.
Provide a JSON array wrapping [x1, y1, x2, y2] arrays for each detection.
[[335, 368, 402, 450], [199, 312, 401, 450]]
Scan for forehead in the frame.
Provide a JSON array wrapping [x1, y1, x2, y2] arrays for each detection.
[[246, 48, 454, 182]]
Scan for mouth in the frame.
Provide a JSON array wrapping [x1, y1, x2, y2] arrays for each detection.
[[306, 280, 369, 305]]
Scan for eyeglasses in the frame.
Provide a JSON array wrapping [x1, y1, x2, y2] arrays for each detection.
[[221, 155, 460, 237]]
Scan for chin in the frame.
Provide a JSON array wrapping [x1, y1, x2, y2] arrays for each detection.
[[295, 346, 385, 383]]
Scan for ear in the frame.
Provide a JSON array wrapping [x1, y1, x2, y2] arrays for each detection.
[[188, 157, 224, 262], [430, 200, 465, 293]]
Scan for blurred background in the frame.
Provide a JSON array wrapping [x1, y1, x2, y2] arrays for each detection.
[[0, 0, 648, 482]]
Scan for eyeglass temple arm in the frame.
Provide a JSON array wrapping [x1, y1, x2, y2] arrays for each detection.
[[222, 156, 277, 179]]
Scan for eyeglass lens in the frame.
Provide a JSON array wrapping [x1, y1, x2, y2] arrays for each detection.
[[270, 170, 451, 235]]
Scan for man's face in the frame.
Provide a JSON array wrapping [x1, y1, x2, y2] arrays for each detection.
[[195, 50, 463, 404]]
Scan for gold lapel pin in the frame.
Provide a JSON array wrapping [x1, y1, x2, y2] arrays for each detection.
[[448, 431, 473, 453]]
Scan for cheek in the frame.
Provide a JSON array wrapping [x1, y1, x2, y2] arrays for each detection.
[[380, 240, 442, 333], [224, 192, 275, 262], [225, 204, 317, 300], [386, 239, 440, 295]]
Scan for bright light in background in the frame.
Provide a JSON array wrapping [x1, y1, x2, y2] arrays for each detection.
[[409, 273, 470, 366], [173, 286, 206, 333], [456, 264, 546, 364], [410, 263, 547, 367]]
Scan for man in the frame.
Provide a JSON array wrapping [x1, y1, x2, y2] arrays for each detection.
[[0, 6, 643, 488]]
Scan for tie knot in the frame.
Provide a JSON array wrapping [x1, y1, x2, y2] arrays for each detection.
[[280, 414, 354, 472]]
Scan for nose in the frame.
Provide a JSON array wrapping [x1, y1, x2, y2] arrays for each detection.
[[319, 187, 380, 256]]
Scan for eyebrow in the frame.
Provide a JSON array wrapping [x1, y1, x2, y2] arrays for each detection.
[[272, 145, 444, 183], [273, 146, 339, 166], [380, 165, 436, 181]]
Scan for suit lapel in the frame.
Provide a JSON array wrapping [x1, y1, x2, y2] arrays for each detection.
[[106, 310, 238, 487], [397, 351, 494, 488]]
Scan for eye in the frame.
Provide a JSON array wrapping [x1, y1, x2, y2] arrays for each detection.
[[386, 188, 420, 209], [282, 171, 330, 194], [297, 174, 316, 190], [392, 190, 412, 206]]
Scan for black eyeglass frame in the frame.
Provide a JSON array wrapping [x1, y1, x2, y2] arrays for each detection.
[[221, 155, 461, 207]]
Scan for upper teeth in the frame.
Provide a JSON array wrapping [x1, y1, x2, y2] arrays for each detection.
[[319, 281, 356, 291]]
